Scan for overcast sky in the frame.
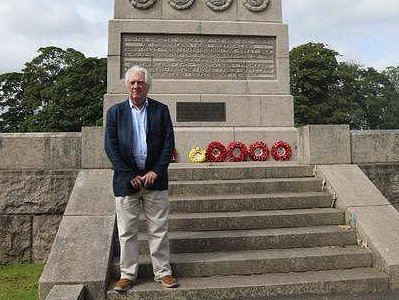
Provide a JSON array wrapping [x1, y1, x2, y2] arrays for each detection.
[[0, 0, 398, 74]]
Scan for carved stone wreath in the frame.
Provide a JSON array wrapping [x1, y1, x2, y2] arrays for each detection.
[[168, 0, 195, 10], [206, 0, 233, 11], [129, 0, 157, 10], [243, 0, 269, 12]]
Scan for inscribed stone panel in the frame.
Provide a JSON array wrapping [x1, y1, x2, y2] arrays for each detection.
[[121, 33, 276, 80], [176, 102, 226, 122]]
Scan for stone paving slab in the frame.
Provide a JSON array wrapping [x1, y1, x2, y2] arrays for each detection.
[[132, 245, 372, 278], [169, 163, 314, 181], [139, 208, 344, 232], [256, 290, 399, 300], [107, 268, 389, 300], [169, 177, 323, 196], [138, 225, 357, 253], [169, 191, 332, 212]]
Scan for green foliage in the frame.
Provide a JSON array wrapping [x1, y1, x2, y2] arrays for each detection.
[[290, 42, 399, 129], [0, 263, 44, 300], [384, 66, 399, 91], [0, 72, 25, 132], [290, 42, 340, 126], [1, 44, 398, 131], [0, 47, 106, 132]]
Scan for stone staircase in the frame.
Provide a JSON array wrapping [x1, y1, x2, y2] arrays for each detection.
[[107, 163, 389, 300]]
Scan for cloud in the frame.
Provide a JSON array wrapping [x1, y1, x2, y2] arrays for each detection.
[[0, 0, 398, 73], [0, 0, 112, 73], [283, 0, 399, 69], [1, 2, 84, 38]]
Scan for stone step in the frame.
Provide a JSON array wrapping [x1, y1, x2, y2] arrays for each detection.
[[107, 268, 389, 300], [169, 177, 323, 196], [138, 225, 357, 254], [132, 245, 373, 278], [169, 163, 315, 181], [138, 208, 344, 232], [169, 192, 332, 213]]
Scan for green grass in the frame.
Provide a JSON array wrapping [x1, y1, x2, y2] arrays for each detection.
[[0, 264, 44, 300]]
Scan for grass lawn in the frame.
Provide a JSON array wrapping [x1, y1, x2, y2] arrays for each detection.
[[0, 263, 44, 300]]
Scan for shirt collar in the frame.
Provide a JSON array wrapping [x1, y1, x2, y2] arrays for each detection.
[[129, 97, 148, 111]]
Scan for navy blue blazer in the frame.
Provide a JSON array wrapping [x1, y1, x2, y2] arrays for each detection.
[[104, 98, 175, 197]]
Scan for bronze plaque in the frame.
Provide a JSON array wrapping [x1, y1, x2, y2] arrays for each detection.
[[177, 102, 226, 122], [121, 33, 276, 80]]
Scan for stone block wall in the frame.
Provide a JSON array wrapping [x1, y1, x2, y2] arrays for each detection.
[[0, 133, 80, 265], [0, 133, 81, 170], [351, 130, 399, 164], [0, 170, 78, 264], [0, 129, 399, 265], [352, 130, 399, 209], [360, 164, 399, 210]]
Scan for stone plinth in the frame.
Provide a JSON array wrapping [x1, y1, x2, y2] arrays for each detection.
[[107, 20, 290, 97], [104, 94, 294, 128], [106, 0, 294, 130], [82, 126, 297, 165], [106, 0, 295, 155]]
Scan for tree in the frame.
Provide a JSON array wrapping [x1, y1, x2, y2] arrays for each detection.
[[384, 66, 399, 91], [383, 66, 399, 129], [289, 42, 340, 126], [0, 47, 106, 132], [290, 42, 399, 129], [0, 72, 26, 132], [358, 67, 398, 129], [336, 64, 399, 129]]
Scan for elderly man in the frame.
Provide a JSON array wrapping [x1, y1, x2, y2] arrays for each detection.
[[105, 65, 177, 292]]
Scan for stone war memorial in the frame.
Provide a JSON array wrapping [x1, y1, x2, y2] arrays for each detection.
[[104, 0, 296, 159], [0, 0, 399, 300]]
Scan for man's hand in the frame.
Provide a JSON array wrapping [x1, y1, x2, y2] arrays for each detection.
[[130, 175, 143, 189], [140, 171, 158, 188]]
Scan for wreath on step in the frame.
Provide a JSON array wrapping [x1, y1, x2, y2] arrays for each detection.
[[188, 146, 206, 163], [206, 141, 227, 162], [248, 141, 269, 161], [271, 140, 292, 161], [226, 141, 247, 162]]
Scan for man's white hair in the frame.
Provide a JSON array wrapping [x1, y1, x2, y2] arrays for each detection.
[[124, 65, 152, 89]]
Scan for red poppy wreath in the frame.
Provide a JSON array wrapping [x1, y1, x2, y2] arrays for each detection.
[[226, 141, 247, 162], [206, 141, 227, 162], [271, 140, 292, 161], [248, 141, 269, 161]]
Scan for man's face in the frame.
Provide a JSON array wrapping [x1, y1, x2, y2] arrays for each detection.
[[126, 71, 149, 106]]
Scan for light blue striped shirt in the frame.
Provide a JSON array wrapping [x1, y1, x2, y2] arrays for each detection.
[[129, 99, 148, 170]]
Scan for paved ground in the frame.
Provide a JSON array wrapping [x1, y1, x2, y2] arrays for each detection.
[[250, 290, 399, 300]]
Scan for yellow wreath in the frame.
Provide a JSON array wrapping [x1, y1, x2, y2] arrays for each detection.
[[188, 146, 206, 163]]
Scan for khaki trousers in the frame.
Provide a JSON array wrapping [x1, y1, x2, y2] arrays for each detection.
[[115, 189, 172, 281]]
